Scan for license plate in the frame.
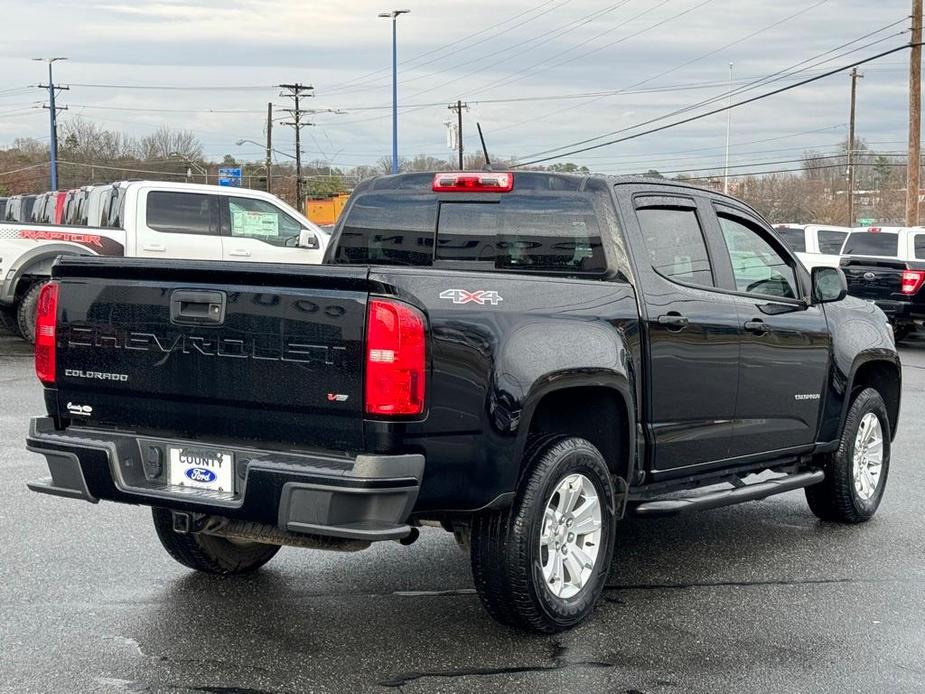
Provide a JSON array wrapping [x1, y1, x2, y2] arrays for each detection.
[[168, 447, 234, 493]]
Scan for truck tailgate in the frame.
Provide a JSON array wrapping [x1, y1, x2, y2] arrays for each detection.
[[51, 258, 369, 451], [841, 256, 905, 300]]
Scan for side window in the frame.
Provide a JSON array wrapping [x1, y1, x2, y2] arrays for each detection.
[[719, 215, 798, 299], [636, 206, 714, 287], [146, 191, 219, 235], [914, 234, 925, 260], [817, 229, 847, 254], [226, 197, 302, 247], [774, 227, 806, 253]]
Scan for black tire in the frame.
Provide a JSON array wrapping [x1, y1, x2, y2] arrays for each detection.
[[151, 508, 280, 575], [470, 437, 617, 633], [805, 387, 891, 523], [0, 305, 21, 337], [16, 280, 47, 344]]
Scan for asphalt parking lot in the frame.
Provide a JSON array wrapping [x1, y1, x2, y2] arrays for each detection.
[[1, 329, 923, 694]]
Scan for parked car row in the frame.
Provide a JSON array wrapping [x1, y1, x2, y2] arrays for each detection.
[[2, 184, 121, 227], [776, 222, 925, 340], [0, 180, 328, 342]]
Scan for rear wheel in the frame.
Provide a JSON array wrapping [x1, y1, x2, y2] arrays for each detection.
[[16, 280, 47, 344], [469, 437, 617, 633], [805, 387, 890, 523], [152, 508, 280, 575]]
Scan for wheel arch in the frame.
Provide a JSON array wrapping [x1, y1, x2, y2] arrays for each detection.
[[843, 356, 901, 441], [2, 244, 93, 304], [515, 373, 636, 487]]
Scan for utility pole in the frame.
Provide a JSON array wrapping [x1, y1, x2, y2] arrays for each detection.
[[34, 57, 68, 191], [907, 0, 923, 226], [279, 83, 314, 210], [847, 67, 863, 227], [265, 102, 273, 194], [448, 100, 469, 169]]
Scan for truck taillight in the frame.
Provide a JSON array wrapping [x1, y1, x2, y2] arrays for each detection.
[[365, 298, 426, 416], [34, 281, 59, 385], [901, 270, 925, 295], [432, 172, 513, 192]]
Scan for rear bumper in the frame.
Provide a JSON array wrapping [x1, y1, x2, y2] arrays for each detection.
[[870, 299, 912, 321], [26, 417, 424, 541]]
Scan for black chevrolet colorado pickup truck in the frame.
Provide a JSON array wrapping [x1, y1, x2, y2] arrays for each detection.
[[27, 172, 900, 633]]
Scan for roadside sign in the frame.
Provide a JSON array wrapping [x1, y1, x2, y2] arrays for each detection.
[[858, 217, 875, 226], [218, 167, 242, 187]]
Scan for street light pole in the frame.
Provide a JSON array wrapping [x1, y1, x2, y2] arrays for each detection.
[[379, 10, 410, 175], [723, 62, 733, 195]]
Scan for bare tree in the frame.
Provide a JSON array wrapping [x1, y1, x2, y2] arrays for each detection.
[[138, 126, 203, 161]]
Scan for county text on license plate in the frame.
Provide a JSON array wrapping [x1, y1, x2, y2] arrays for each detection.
[[168, 447, 234, 492]]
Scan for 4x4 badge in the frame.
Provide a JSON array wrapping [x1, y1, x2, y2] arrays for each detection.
[[439, 289, 503, 306]]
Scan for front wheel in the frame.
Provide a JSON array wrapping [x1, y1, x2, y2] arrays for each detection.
[[470, 437, 617, 633], [152, 508, 280, 575], [805, 387, 891, 523]]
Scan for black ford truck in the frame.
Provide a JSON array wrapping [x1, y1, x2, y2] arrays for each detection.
[[27, 172, 900, 632]]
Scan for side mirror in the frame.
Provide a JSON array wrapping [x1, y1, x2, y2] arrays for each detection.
[[812, 266, 847, 303], [298, 229, 320, 250]]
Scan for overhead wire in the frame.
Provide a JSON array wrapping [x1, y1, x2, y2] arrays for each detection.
[[513, 42, 916, 167]]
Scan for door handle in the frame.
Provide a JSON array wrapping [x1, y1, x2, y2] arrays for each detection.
[[657, 312, 689, 330], [228, 249, 251, 257], [143, 243, 166, 252], [744, 319, 768, 334]]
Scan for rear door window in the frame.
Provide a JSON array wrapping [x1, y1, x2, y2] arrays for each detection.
[[774, 227, 806, 253], [146, 191, 220, 235], [636, 206, 714, 287], [842, 232, 899, 257], [817, 229, 847, 254]]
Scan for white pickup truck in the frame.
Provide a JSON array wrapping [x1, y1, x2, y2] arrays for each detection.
[[773, 223, 851, 270], [0, 181, 328, 341]]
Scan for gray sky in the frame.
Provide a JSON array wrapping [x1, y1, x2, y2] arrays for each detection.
[[0, 0, 914, 175]]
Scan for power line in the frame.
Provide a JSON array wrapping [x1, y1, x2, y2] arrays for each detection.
[[65, 83, 276, 91], [320, 0, 569, 95], [511, 17, 907, 152], [400, 0, 644, 100], [513, 42, 915, 167]]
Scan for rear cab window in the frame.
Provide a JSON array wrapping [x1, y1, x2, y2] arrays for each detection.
[[842, 232, 899, 258], [816, 229, 847, 254], [333, 186, 609, 276]]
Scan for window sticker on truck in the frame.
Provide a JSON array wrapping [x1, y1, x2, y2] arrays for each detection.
[[439, 289, 503, 306]]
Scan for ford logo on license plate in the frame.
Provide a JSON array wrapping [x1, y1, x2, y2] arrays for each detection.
[[185, 467, 217, 483]]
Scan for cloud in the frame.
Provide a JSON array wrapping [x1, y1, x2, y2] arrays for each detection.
[[0, 0, 913, 173]]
